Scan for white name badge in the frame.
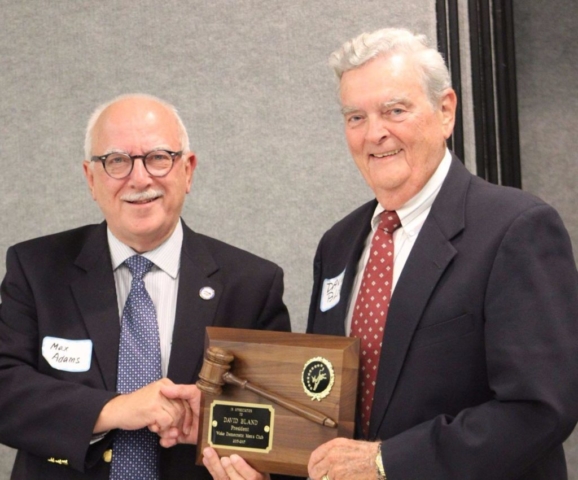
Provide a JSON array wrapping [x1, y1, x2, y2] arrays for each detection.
[[42, 336, 93, 372], [320, 269, 346, 312]]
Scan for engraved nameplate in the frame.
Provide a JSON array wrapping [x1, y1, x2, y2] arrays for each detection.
[[208, 400, 274, 453]]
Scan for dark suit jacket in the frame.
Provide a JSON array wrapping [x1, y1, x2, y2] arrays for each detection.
[[307, 157, 578, 479], [0, 221, 291, 479]]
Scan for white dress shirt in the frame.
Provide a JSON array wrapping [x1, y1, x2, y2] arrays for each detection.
[[108, 221, 183, 377], [344, 149, 452, 335]]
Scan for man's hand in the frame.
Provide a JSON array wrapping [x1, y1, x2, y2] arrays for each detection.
[[202, 447, 271, 480], [308, 437, 380, 480], [94, 378, 190, 434], [152, 383, 201, 447]]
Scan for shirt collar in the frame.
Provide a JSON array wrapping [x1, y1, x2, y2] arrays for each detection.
[[107, 220, 183, 279], [371, 148, 452, 232]]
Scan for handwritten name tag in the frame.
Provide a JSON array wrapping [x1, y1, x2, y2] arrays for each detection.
[[320, 269, 346, 312], [42, 336, 93, 372]]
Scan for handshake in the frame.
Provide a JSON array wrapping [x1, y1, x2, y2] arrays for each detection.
[[93, 379, 272, 478], [94, 378, 201, 447]]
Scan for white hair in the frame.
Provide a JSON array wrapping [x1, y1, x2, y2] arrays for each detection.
[[329, 28, 451, 106], [84, 93, 190, 160]]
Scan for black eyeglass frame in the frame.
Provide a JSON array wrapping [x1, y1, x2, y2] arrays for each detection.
[[90, 150, 183, 179]]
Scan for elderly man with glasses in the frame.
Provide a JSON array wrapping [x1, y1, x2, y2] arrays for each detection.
[[0, 94, 292, 480]]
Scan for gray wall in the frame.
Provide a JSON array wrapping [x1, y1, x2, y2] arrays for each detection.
[[514, 0, 578, 477], [1, 0, 577, 477], [0, 0, 434, 475]]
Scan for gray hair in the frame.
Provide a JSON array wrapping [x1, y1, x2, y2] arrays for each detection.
[[84, 93, 190, 159], [329, 28, 451, 106]]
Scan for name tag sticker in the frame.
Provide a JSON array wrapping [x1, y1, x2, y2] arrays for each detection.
[[320, 269, 346, 312], [42, 336, 93, 372]]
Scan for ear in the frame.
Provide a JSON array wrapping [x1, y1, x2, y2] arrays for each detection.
[[439, 88, 458, 140], [82, 161, 97, 200], [183, 152, 197, 194]]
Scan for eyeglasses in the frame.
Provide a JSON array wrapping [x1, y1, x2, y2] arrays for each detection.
[[90, 150, 182, 179]]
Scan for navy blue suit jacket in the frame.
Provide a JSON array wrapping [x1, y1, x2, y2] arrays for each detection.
[[307, 157, 578, 479], [0, 221, 291, 479]]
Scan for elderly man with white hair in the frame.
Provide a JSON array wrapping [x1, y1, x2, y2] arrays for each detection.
[[204, 27, 578, 480]]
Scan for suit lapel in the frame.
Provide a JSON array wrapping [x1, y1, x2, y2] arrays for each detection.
[[71, 223, 121, 392], [167, 223, 221, 383], [308, 202, 375, 437], [369, 157, 472, 437], [315, 201, 376, 337]]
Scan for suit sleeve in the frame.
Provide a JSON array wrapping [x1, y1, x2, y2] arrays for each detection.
[[0, 246, 116, 472], [255, 265, 292, 333], [381, 204, 578, 479]]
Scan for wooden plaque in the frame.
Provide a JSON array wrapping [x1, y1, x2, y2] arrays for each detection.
[[196, 327, 359, 477]]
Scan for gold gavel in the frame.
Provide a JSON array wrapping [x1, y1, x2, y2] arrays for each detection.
[[196, 346, 337, 428]]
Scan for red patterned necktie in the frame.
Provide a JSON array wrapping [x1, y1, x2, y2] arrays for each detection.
[[350, 210, 401, 436]]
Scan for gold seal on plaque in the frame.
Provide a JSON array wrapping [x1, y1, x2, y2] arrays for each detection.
[[302, 357, 335, 401]]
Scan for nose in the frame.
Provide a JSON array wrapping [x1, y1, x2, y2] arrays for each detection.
[[128, 158, 153, 187], [365, 116, 389, 144]]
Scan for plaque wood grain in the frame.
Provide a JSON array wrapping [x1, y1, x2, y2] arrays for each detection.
[[196, 327, 359, 477]]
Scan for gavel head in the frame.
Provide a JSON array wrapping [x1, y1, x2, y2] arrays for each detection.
[[196, 346, 235, 396]]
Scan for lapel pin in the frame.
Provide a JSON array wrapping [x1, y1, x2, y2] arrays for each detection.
[[199, 286, 215, 300]]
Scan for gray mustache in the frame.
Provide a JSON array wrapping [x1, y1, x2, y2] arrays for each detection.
[[121, 189, 164, 202]]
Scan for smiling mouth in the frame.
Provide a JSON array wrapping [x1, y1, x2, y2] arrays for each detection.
[[371, 149, 402, 158], [129, 198, 157, 205]]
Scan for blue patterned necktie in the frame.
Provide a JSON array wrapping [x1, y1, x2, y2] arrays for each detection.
[[110, 255, 162, 480]]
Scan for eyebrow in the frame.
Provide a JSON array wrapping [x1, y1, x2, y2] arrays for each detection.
[[101, 146, 174, 156], [340, 97, 411, 116], [340, 106, 360, 116], [379, 98, 411, 109]]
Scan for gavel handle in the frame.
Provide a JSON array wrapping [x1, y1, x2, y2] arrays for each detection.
[[222, 372, 337, 428]]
